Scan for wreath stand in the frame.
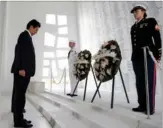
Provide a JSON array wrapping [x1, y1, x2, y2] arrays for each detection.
[[91, 67, 130, 109], [71, 64, 101, 101]]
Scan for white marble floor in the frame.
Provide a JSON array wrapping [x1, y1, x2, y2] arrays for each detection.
[[0, 89, 162, 128], [0, 94, 51, 128], [50, 89, 163, 128]]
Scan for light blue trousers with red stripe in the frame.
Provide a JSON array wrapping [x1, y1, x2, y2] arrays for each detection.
[[132, 55, 156, 112]]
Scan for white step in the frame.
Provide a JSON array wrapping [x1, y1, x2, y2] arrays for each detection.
[[36, 92, 149, 128], [43, 91, 161, 128], [0, 95, 51, 128], [27, 93, 88, 128]]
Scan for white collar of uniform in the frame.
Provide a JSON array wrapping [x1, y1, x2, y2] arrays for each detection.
[[26, 30, 32, 37], [71, 47, 76, 51]]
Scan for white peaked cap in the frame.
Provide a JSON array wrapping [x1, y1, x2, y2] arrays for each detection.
[[131, 3, 148, 13], [69, 40, 76, 43]]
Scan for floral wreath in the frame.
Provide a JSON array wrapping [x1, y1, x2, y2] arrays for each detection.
[[93, 40, 122, 82], [74, 50, 92, 81]]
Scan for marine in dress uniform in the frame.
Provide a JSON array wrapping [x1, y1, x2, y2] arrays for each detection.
[[130, 4, 162, 115], [67, 41, 78, 97]]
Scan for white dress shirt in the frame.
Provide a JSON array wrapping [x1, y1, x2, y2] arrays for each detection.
[[26, 30, 32, 37]]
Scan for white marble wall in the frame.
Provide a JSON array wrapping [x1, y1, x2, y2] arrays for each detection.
[[77, 1, 163, 92], [0, 2, 8, 93], [0, 2, 79, 93]]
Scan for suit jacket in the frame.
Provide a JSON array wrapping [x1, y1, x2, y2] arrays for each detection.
[[11, 31, 36, 77], [130, 18, 162, 60]]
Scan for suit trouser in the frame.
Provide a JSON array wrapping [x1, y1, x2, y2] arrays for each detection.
[[11, 81, 19, 112], [11, 82, 27, 112], [132, 55, 156, 112], [12, 73, 30, 124]]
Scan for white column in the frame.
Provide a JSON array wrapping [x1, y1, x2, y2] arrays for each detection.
[[0, 2, 7, 93], [153, 1, 163, 95], [0, 2, 10, 94], [157, 2, 163, 96]]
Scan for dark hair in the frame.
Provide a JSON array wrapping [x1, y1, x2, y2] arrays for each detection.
[[26, 19, 41, 29], [144, 12, 147, 18]]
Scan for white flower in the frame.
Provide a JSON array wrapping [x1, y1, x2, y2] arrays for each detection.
[[85, 54, 89, 58], [95, 63, 99, 69], [101, 58, 109, 68], [81, 57, 84, 60], [99, 75, 104, 80], [104, 58, 109, 65], [106, 69, 111, 75], [112, 59, 116, 63], [109, 52, 117, 58], [101, 61, 106, 68], [100, 70, 106, 76], [102, 48, 107, 54], [110, 45, 116, 50], [81, 71, 85, 75], [77, 69, 80, 73], [80, 65, 84, 69]]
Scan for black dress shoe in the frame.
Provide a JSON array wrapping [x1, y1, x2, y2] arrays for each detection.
[[24, 119, 32, 124], [132, 106, 146, 112], [14, 121, 33, 128]]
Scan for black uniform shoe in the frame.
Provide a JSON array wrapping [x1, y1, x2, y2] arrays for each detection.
[[67, 93, 72, 96], [23, 109, 26, 113], [71, 94, 78, 97], [14, 121, 33, 128], [67, 93, 78, 97], [23, 119, 32, 124], [145, 111, 155, 115], [132, 106, 146, 112]]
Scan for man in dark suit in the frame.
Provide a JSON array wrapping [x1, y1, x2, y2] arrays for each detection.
[[130, 4, 162, 115], [11, 19, 41, 127]]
